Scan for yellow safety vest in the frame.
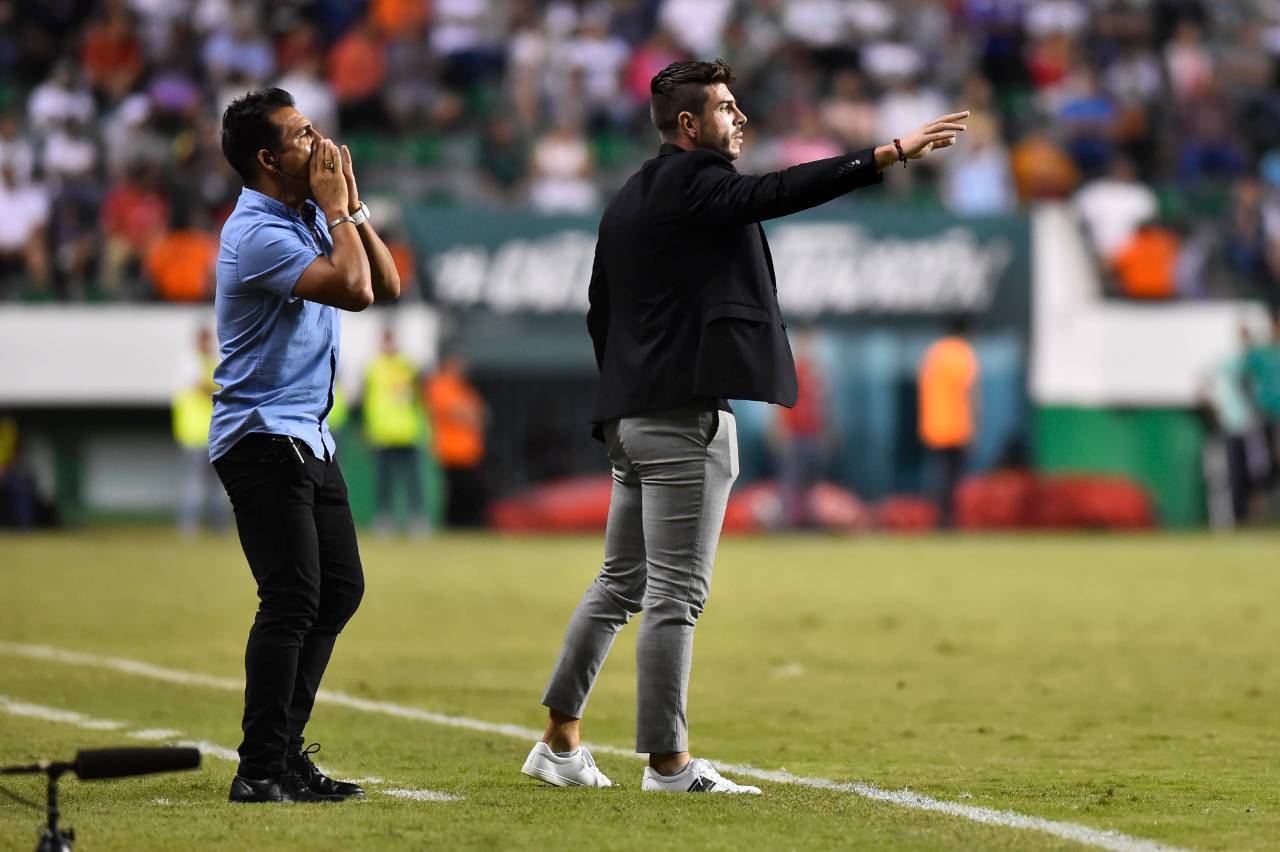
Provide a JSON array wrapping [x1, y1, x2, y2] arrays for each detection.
[[172, 356, 217, 449], [363, 354, 424, 448]]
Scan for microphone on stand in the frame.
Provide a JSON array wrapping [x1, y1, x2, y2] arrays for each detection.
[[73, 747, 201, 780], [1, 747, 201, 852]]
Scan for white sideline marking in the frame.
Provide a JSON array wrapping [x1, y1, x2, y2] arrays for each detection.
[[130, 728, 185, 741], [0, 642, 1189, 852], [383, 788, 464, 802], [0, 694, 127, 731], [0, 688, 461, 803], [173, 739, 241, 764]]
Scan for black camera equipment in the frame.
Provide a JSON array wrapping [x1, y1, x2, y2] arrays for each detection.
[[2, 746, 201, 851]]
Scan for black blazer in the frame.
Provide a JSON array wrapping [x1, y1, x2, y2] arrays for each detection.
[[587, 143, 883, 435]]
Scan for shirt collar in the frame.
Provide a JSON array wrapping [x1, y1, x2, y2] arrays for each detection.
[[240, 187, 319, 222], [657, 143, 685, 157]]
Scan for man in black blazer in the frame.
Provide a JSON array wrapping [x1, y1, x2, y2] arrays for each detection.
[[522, 59, 968, 794]]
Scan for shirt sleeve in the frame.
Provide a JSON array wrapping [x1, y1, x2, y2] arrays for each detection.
[[233, 219, 321, 298]]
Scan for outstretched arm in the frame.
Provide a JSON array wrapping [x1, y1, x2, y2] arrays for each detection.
[[683, 110, 969, 227]]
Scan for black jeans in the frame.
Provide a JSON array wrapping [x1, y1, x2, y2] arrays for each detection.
[[213, 433, 364, 779]]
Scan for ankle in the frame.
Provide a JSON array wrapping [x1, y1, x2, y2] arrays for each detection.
[[542, 711, 580, 753], [648, 753, 691, 776]]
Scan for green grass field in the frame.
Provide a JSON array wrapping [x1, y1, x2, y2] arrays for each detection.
[[1, 528, 1278, 851]]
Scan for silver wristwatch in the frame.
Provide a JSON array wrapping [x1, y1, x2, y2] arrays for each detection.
[[328, 202, 370, 230]]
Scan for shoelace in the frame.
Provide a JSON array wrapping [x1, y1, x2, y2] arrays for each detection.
[[295, 742, 323, 780], [578, 748, 609, 783], [690, 759, 729, 789], [281, 768, 313, 790]]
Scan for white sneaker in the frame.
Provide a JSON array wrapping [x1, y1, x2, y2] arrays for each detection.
[[521, 742, 614, 788], [641, 758, 762, 794]]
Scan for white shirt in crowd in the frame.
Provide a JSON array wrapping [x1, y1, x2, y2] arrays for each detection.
[[1073, 178, 1159, 261]]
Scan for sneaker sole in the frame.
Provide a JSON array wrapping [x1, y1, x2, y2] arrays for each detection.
[[521, 761, 592, 788]]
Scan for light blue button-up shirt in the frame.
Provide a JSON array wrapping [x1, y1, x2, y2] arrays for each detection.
[[209, 188, 339, 462]]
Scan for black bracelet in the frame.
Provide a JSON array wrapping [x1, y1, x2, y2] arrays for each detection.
[[893, 138, 907, 167]]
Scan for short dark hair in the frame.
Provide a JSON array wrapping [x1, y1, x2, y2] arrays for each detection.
[[220, 88, 296, 183], [650, 59, 736, 136]]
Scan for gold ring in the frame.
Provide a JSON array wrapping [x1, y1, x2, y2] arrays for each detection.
[[325, 161, 335, 170]]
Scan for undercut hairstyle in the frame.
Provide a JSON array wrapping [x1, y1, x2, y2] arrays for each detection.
[[650, 59, 736, 136], [221, 88, 296, 183]]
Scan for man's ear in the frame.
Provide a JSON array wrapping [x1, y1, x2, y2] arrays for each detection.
[[257, 149, 277, 174], [678, 111, 697, 139]]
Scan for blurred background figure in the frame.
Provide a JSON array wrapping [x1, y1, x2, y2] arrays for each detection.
[[423, 348, 487, 528], [918, 316, 980, 530], [171, 325, 226, 535], [1202, 324, 1269, 529], [363, 326, 430, 537], [0, 414, 50, 529], [0, 161, 51, 300], [770, 330, 829, 528], [1244, 315, 1280, 478]]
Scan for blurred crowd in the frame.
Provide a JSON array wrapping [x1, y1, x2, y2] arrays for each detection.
[[2, 0, 1280, 303]]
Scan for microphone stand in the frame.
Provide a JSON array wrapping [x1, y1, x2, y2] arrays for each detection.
[[38, 762, 75, 852], [1, 761, 76, 852]]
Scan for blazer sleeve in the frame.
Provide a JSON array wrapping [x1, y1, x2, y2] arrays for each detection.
[[585, 242, 608, 371], [682, 147, 884, 226]]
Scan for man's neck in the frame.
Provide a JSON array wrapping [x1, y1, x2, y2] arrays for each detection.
[[247, 179, 309, 213]]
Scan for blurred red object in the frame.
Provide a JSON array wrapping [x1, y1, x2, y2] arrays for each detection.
[[955, 471, 1038, 528], [873, 496, 939, 532], [1030, 475, 1154, 530], [488, 476, 612, 532], [490, 477, 868, 534], [955, 472, 1154, 530]]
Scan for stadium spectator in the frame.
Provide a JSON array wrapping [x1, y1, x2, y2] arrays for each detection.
[[820, 70, 878, 150], [363, 327, 430, 537], [941, 113, 1014, 216], [1111, 221, 1181, 300], [478, 115, 529, 203], [202, 3, 275, 87], [1010, 129, 1079, 201], [0, 114, 35, 182], [27, 60, 96, 132], [275, 55, 337, 139], [0, 162, 51, 298], [529, 120, 599, 214], [1074, 156, 1158, 263], [327, 17, 388, 131], [919, 316, 980, 529], [144, 206, 218, 301], [98, 161, 170, 297], [1221, 178, 1280, 307], [424, 349, 488, 527], [80, 0, 145, 100], [563, 14, 632, 131]]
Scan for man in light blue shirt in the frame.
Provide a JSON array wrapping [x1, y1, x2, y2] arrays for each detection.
[[210, 88, 401, 805]]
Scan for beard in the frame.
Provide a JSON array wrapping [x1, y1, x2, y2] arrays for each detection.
[[713, 127, 740, 160]]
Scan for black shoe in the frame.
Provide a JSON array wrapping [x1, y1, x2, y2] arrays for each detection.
[[228, 770, 345, 803], [286, 743, 366, 799]]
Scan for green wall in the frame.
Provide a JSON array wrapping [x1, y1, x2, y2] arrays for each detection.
[[1034, 406, 1206, 528]]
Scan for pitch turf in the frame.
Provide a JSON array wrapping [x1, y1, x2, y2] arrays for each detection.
[[1, 528, 1277, 851]]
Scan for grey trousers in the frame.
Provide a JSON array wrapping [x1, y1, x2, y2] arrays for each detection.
[[541, 407, 738, 753]]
